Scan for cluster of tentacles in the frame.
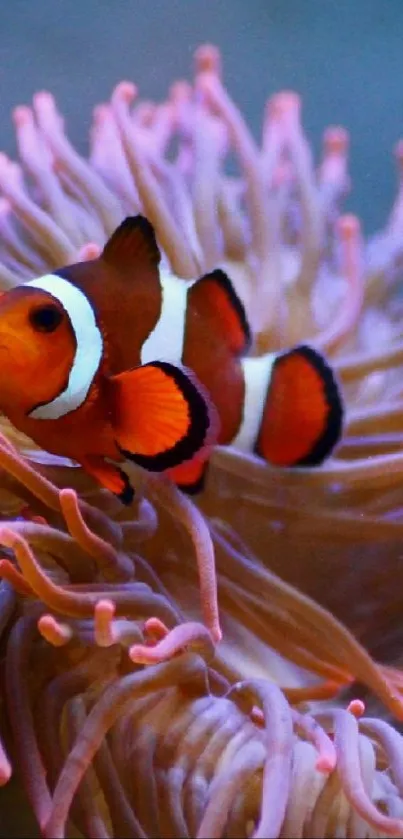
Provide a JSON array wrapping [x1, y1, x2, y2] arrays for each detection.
[[0, 441, 403, 837], [0, 42, 402, 838]]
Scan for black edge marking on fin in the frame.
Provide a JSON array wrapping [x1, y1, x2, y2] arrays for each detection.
[[176, 463, 209, 495], [118, 360, 211, 472], [198, 268, 251, 355], [116, 467, 135, 506], [291, 344, 344, 467], [102, 215, 161, 270]]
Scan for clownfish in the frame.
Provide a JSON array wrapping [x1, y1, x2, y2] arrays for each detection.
[[0, 215, 343, 501]]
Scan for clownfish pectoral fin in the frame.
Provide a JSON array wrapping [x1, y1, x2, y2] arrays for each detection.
[[166, 456, 209, 495], [189, 268, 251, 356], [101, 215, 161, 273], [108, 361, 218, 472], [256, 345, 343, 467], [81, 456, 135, 505]]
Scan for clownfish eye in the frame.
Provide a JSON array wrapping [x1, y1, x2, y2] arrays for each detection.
[[29, 304, 63, 333]]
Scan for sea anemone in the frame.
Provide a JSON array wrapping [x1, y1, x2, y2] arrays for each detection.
[[0, 43, 403, 838]]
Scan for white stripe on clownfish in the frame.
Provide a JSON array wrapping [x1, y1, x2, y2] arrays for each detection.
[[25, 274, 103, 420], [140, 268, 195, 366], [230, 353, 276, 452], [140, 265, 277, 455]]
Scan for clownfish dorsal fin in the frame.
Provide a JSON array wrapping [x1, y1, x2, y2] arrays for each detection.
[[189, 268, 251, 356], [108, 360, 219, 472], [255, 345, 343, 467], [101, 215, 161, 273]]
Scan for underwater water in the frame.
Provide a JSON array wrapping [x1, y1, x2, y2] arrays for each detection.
[[1, 1, 403, 837], [0, 0, 403, 233]]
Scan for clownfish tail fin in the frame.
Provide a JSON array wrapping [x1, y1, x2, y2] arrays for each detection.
[[108, 361, 219, 473], [101, 215, 161, 273], [189, 268, 251, 356], [255, 344, 343, 467]]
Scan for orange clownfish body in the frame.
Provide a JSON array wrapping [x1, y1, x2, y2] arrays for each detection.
[[0, 216, 343, 502]]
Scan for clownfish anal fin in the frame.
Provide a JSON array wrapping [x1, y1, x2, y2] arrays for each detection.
[[109, 361, 218, 472], [256, 345, 343, 467], [190, 268, 251, 356], [101, 215, 161, 273], [166, 456, 209, 495], [81, 455, 135, 505]]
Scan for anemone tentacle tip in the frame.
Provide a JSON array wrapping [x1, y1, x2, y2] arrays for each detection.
[[0, 42, 402, 839]]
